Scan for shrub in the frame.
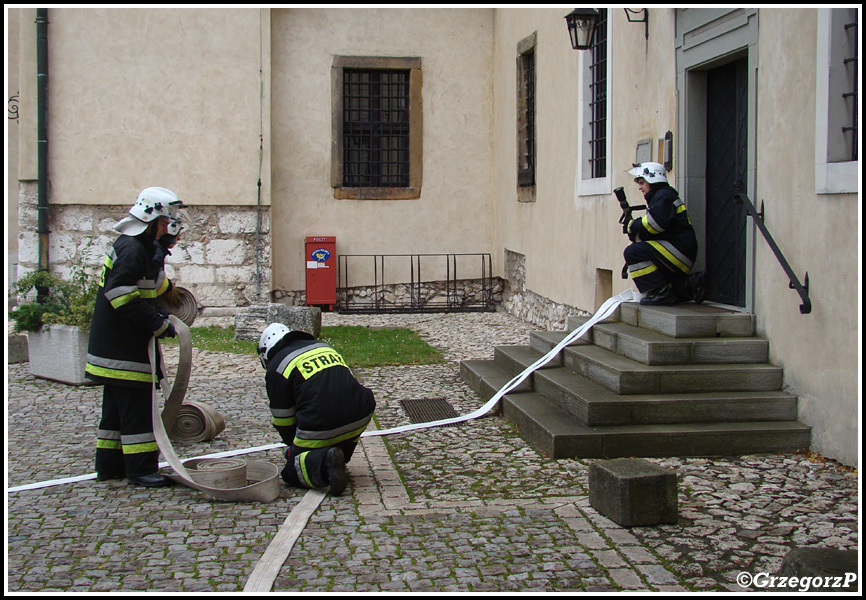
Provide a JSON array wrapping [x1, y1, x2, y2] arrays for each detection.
[[9, 269, 98, 333]]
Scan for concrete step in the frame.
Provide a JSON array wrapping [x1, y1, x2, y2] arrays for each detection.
[[533, 366, 798, 426], [562, 344, 783, 395], [460, 358, 810, 458], [571, 302, 756, 339], [459, 359, 532, 404], [496, 344, 784, 395], [537, 318, 769, 365], [502, 392, 812, 459], [466, 356, 797, 426]]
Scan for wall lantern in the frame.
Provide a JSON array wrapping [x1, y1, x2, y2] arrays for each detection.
[[624, 8, 649, 40], [565, 8, 600, 50]]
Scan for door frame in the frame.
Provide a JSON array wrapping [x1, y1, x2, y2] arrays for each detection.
[[675, 8, 759, 313]]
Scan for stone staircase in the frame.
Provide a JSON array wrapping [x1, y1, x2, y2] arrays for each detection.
[[460, 302, 811, 459]]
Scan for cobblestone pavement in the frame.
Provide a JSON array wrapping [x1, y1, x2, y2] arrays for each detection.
[[6, 311, 860, 593]]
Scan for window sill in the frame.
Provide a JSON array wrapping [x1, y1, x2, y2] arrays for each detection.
[[334, 187, 422, 200]]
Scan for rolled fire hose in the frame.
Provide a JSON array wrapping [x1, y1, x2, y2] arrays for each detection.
[[156, 295, 225, 444], [150, 316, 281, 502], [157, 285, 198, 327]]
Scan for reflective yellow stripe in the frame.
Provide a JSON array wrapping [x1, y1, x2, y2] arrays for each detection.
[[631, 263, 658, 279], [96, 439, 122, 450], [641, 214, 660, 235], [284, 347, 347, 381], [109, 290, 141, 309], [123, 442, 158, 454], [293, 424, 367, 450], [155, 276, 170, 297], [298, 452, 314, 487], [85, 363, 155, 383], [273, 416, 298, 427], [647, 240, 692, 274]]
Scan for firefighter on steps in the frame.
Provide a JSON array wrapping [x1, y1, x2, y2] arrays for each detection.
[[86, 187, 185, 488], [258, 324, 376, 496], [623, 162, 705, 305]]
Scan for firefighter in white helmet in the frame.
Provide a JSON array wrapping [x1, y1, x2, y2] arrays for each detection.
[[623, 163, 705, 305], [86, 187, 186, 488], [258, 323, 376, 495]]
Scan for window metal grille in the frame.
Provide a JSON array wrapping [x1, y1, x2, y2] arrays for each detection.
[[842, 15, 858, 161], [589, 9, 608, 178], [518, 49, 536, 187], [343, 69, 411, 188]]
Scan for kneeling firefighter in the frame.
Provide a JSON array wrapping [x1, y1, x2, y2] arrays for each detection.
[[86, 187, 186, 488], [622, 162, 705, 305], [258, 324, 376, 496]]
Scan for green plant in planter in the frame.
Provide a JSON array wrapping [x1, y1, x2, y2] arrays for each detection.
[[9, 269, 98, 333]]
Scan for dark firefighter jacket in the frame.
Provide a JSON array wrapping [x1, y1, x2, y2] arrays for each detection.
[[265, 338, 376, 451], [85, 233, 173, 387], [627, 183, 698, 275]]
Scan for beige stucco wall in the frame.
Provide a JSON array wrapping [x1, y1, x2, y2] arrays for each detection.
[[8, 8, 21, 287], [492, 8, 680, 313], [34, 7, 269, 208], [269, 7, 495, 292], [13, 8, 273, 310], [753, 9, 859, 466]]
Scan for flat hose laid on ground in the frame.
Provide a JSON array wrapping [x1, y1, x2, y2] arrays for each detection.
[[149, 316, 281, 502]]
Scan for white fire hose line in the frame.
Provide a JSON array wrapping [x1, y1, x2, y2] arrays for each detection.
[[8, 291, 639, 591], [360, 288, 639, 438], [8, 289, 637, 490], [243, 488, 328, 593]]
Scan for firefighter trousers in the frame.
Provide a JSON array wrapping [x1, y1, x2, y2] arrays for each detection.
[[624, 240, 691, 293], [95, 384, 159, 478]]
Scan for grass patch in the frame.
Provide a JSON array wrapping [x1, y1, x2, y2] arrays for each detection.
[[163, 324, 444, 368], [320, 325, 444, 368]]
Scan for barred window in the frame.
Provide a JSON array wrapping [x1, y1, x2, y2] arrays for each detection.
[[332, 57, 422, 200], [343, 69, 411, 188], [588, 8, 608, 179], [517, 47, 536, 187]]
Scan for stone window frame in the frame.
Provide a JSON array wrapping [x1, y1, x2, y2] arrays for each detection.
[[576, 10, 612, 197], [814, 8, 858, 194], [516, 32, 537, 203], [331, 56, 423, 200]]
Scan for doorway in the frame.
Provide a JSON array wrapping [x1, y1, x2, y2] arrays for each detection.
[[705, 58, 748, 306], [676, 8, 759, 311]]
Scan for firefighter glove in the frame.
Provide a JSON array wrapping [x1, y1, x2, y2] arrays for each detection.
[[155, 319, 177, 340]]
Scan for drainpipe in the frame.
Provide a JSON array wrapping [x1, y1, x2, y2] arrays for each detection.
[[36, 8, 50, 300]]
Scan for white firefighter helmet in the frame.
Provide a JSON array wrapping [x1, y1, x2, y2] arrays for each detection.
[[258, 323, 291, 368], [114, 187, 182, 236], [628, 162, 668, 184], [258, 324, 317, 368]]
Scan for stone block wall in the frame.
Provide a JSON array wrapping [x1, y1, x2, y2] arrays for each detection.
[[16, 182, 271, 313], [501, 248, 588, 331]]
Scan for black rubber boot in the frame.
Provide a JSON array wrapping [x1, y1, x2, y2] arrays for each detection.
[[325, 448, 348, 496], [640, 284, 677, 306]]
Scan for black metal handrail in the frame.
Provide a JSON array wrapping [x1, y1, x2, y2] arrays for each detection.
[[733, 183, 811, 314]]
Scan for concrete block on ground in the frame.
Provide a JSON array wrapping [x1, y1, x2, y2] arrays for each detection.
[[8, 334, 29, 363], [589, 458, 678, 527], [234, 304, 322, 341], [27, 324, 94, 385]]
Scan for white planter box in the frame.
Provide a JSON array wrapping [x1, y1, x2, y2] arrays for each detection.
[[28, 324, 94, 386]]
